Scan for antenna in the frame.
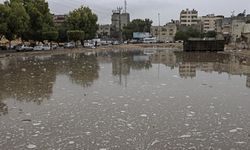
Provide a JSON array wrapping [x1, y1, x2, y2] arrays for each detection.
[[124, 0, 127, 13], [231, 10, 235, 17], [243, 9, 246, 16]]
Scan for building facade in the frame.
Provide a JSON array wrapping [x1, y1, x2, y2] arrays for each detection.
[[201, 14, 224, 32], [111, 9, 130, 39], [97, 24, 111, 38], [180, 9, 198, 26], [53, 15, 67, 26], [150, 23, 177, 42]]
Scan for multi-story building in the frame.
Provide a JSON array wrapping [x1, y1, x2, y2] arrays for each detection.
[[110, 8, 130, 39], [231, 19, 246, 42], [215, 17, 232, 34], [201, 14, 224, 32], [180, 9, 198, 26], [53, 15, 67, 26], [150, 22, 177, 42], [97, 24, 111, 38]]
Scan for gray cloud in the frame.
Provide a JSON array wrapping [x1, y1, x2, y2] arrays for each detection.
[[1, 0, 250, 25]]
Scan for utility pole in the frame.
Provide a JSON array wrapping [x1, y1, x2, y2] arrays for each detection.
[[124, 0, 127, 13], [158, 13, 161, 42]]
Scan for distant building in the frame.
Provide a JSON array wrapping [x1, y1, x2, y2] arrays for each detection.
[[97, 24, 111, 38], [215, 17, 232, 34], [231, 19, 246, 42], [201, 14, 224, 32], [180, 9, 198, 26], [53, 15, 67, 26], [110, 8, 130, 39], [151, 22, 177, 42]]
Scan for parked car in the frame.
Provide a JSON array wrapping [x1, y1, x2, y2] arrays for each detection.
[[16, 44, 33, 52], [84, 42, 95, 48], [33, 45, 50, 51], [64, 42, 75, 49], [0, 45, 7, 50], [112, 41, 120, 45], [52, 44, 58, 49]]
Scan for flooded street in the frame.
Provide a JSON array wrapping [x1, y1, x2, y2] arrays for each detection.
[[0, 49, 250, 150]]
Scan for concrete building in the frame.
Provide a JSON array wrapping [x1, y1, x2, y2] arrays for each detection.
[[201, 14, 224, 32], [150, 23, 177, 42], [53, 15, 67, 26], [180, 9, 198, 26], [231, 19, 246, 42], [241, 23, 250, 48], [110, 8, 130, 39], [215, 17, 232, 34], [97, 24, 111, 37]]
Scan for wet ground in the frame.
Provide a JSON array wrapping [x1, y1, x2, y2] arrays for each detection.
[[0, 49, 250, 150]]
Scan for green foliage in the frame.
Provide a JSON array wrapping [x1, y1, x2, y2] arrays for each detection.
[[57, 26, 68, 43], [123, 19, 153, 40], [175, 27, 202, 41], [204, 31, 217, 38], [66, 6, 98, 40], [22, 0, 54, 41], [4, 0, 30, 41], [175, 31, 188, 41], [67, 30, 84, 42], [42, 31, 58, 42], [0, 4, 9, 38]]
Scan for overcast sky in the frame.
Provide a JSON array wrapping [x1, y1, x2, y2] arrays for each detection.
[[1, 0, 250, 25]]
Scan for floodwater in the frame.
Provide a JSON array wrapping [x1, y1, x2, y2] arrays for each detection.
[[0, 49, 250, 150]]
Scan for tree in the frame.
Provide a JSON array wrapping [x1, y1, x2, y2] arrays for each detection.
[[4, 0, 29, 47], [67, 30, 84, 47], [175, 27, 202, 41], [204, 31, 217, 38], [42, 31, 58, 49], [66, 6, 98, 40], [0, 4, 8, 39], [123, 19, 153, 40], [21, 0, 54, 41], [175, 31, 188, 41], [57, 26, 68, 43]]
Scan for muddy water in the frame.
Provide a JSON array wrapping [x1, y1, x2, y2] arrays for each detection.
[[0, 50, 250, 150]]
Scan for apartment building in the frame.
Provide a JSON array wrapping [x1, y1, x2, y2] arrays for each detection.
[[180, 9, 198, 26], [201, 14, 224, 32], [150, 23, 177, 42], [53, 15, 67, 26]]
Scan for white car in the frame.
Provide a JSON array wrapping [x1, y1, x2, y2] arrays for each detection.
[[84, 42, 95, 48], [16, 45, 33, 52], [33, 45, 50, 51], [64, 42, 75, 49]]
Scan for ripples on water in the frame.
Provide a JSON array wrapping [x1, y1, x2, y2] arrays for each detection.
[[0, 49, 250, 149]]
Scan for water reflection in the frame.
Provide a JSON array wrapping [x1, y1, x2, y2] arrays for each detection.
[[0, 53, 100, 109], [174, 52, 250, 88], [0, 101, 8, 116], [0, 50, 250, 149], [0, 56, 57, 105], [0, 50, 249, 109]]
